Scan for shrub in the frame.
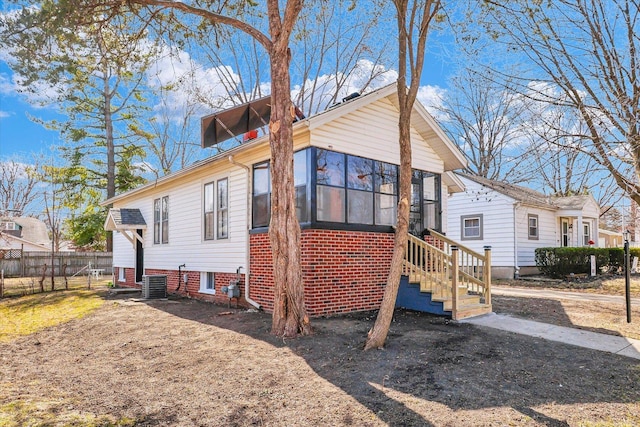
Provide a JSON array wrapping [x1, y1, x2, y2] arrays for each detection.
[[535, 247, 610, 278]]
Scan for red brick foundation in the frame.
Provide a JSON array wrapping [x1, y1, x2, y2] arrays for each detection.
[[250, 229, 394, 316], [114, 267, 248, 307]]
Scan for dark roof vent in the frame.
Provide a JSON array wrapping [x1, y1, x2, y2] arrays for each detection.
[[342, 92, 360, 102]]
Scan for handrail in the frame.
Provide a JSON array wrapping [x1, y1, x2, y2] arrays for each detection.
[[404, 231, 492, 318]]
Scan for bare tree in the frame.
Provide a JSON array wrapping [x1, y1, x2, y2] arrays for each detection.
[[522, 102, 621, 204], [0, 158, 40, 216], [365, 0, 441, 351], [438, 69, 533, 182], [118, 0, 310, 336], [476, 0, 640, 205]]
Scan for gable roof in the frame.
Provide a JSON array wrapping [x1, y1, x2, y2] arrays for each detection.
[[550, 195, 592, 210], [103, 82, 466, 206], [307, 83, 467, 171], [0, 232, 51, 251], [459, 174, 555, 209], [1, 217, 51, 246], [104, 208, 147, 231], [458, 174, 602, 214]]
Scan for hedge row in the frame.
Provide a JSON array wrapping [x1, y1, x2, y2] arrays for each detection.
[[535, 247, 640, 278]]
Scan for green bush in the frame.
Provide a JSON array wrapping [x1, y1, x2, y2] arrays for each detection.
[[608, 248, 625, 273], [535, 247, 610, 278]]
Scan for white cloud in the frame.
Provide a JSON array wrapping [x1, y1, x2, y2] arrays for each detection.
[[147, 46, 242, 124], [291, 59, 398, 115], [417, 85, 447, 121], [0, 110, 9, 119]]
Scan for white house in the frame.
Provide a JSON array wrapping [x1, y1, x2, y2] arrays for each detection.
[[447, 174, 601, 279], [103, 83, 488, 317], [0, 217, 51, 252]]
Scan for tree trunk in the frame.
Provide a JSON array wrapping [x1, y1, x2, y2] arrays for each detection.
[[38, 263, 47, 293], [365, 0, 439, 350], [102, 48, 115, 253], [267, 0, 310, 337], [364, 106, 412, 350]]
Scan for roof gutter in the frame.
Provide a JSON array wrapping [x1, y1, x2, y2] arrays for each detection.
[[228, 155, 261, 310]]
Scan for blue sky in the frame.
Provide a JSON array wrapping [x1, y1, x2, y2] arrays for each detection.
[[0, 18, 457, 162]]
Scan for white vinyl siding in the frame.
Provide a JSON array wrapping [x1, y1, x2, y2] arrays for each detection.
[[448, 178, 516, 267], [310, 97, 445, 174], [111, 165, 248, 275]]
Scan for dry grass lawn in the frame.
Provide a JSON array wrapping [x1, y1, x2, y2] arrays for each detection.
[[0, 275, 639, 426]]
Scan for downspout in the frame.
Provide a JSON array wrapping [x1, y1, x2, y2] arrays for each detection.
[[228, 155, 261, 309], [513, 203, 520, 279]]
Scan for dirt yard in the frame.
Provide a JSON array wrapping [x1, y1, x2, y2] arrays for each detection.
[[1, 286, 639, 426]]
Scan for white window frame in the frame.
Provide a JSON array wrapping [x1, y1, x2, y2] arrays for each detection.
[[153, 195, 169, 244], [199, 272, 216, 294], [528, 214, 539, 240], [204, 182, 215, 240], [217, 178, 228, 239], [461, 214, 483, 240], [118, 268, 126, 282], [583, 222, 591, 246]]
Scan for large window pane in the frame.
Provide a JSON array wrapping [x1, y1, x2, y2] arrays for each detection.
[[253, 194, 270, 228], [294, 150, 307, 186], [347, 156, 373, 191], [295, 185, 308, 223], [423, 174, 437, 201], [317, 185, 345, 222], [375, 162, 397, 194], [348, 190, 373, 224], [316, 149, 345, 187], [376, 194, 397, 226], [253, 162, 269, 195], [423, 201, 438, 230]]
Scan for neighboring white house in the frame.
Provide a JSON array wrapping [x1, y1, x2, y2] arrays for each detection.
[[448, 174, 601, 279], [103, 82, 470, 316], [0, 217, 51, 251]]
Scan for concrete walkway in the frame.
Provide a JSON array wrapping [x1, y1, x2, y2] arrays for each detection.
[[492, 285, 640, 306], [461, 287, 640, 360], [461, 313, 640, 360]]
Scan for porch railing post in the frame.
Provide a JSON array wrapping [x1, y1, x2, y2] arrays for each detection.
[[484, 246, 492, 306], [451, 246, 459, 320]]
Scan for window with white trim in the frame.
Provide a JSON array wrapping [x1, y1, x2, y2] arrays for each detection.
[[118, 268, 125, 282], [154, 196, 169, 244], [217, 179, 228, 239], [204, 182, 215, 240], [200, 272, 215, 294], [528, 214, 539, 240], [461, 214, 483, 240]]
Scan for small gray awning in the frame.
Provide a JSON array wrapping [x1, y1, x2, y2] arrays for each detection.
[[104, 208, 146, 247], [201, 96, 271, 148], [104, 208, 147, 231]]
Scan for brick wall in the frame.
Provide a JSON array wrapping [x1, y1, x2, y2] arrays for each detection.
[[115, 267, 138, 289], [114, 267, 248, 307], [250, 229, 394, 316]]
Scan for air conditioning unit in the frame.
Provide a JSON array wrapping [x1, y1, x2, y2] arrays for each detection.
[[142, 275, 167, 299]]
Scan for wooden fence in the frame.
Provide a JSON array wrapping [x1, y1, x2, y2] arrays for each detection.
[[0, 250, 113, 278]]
